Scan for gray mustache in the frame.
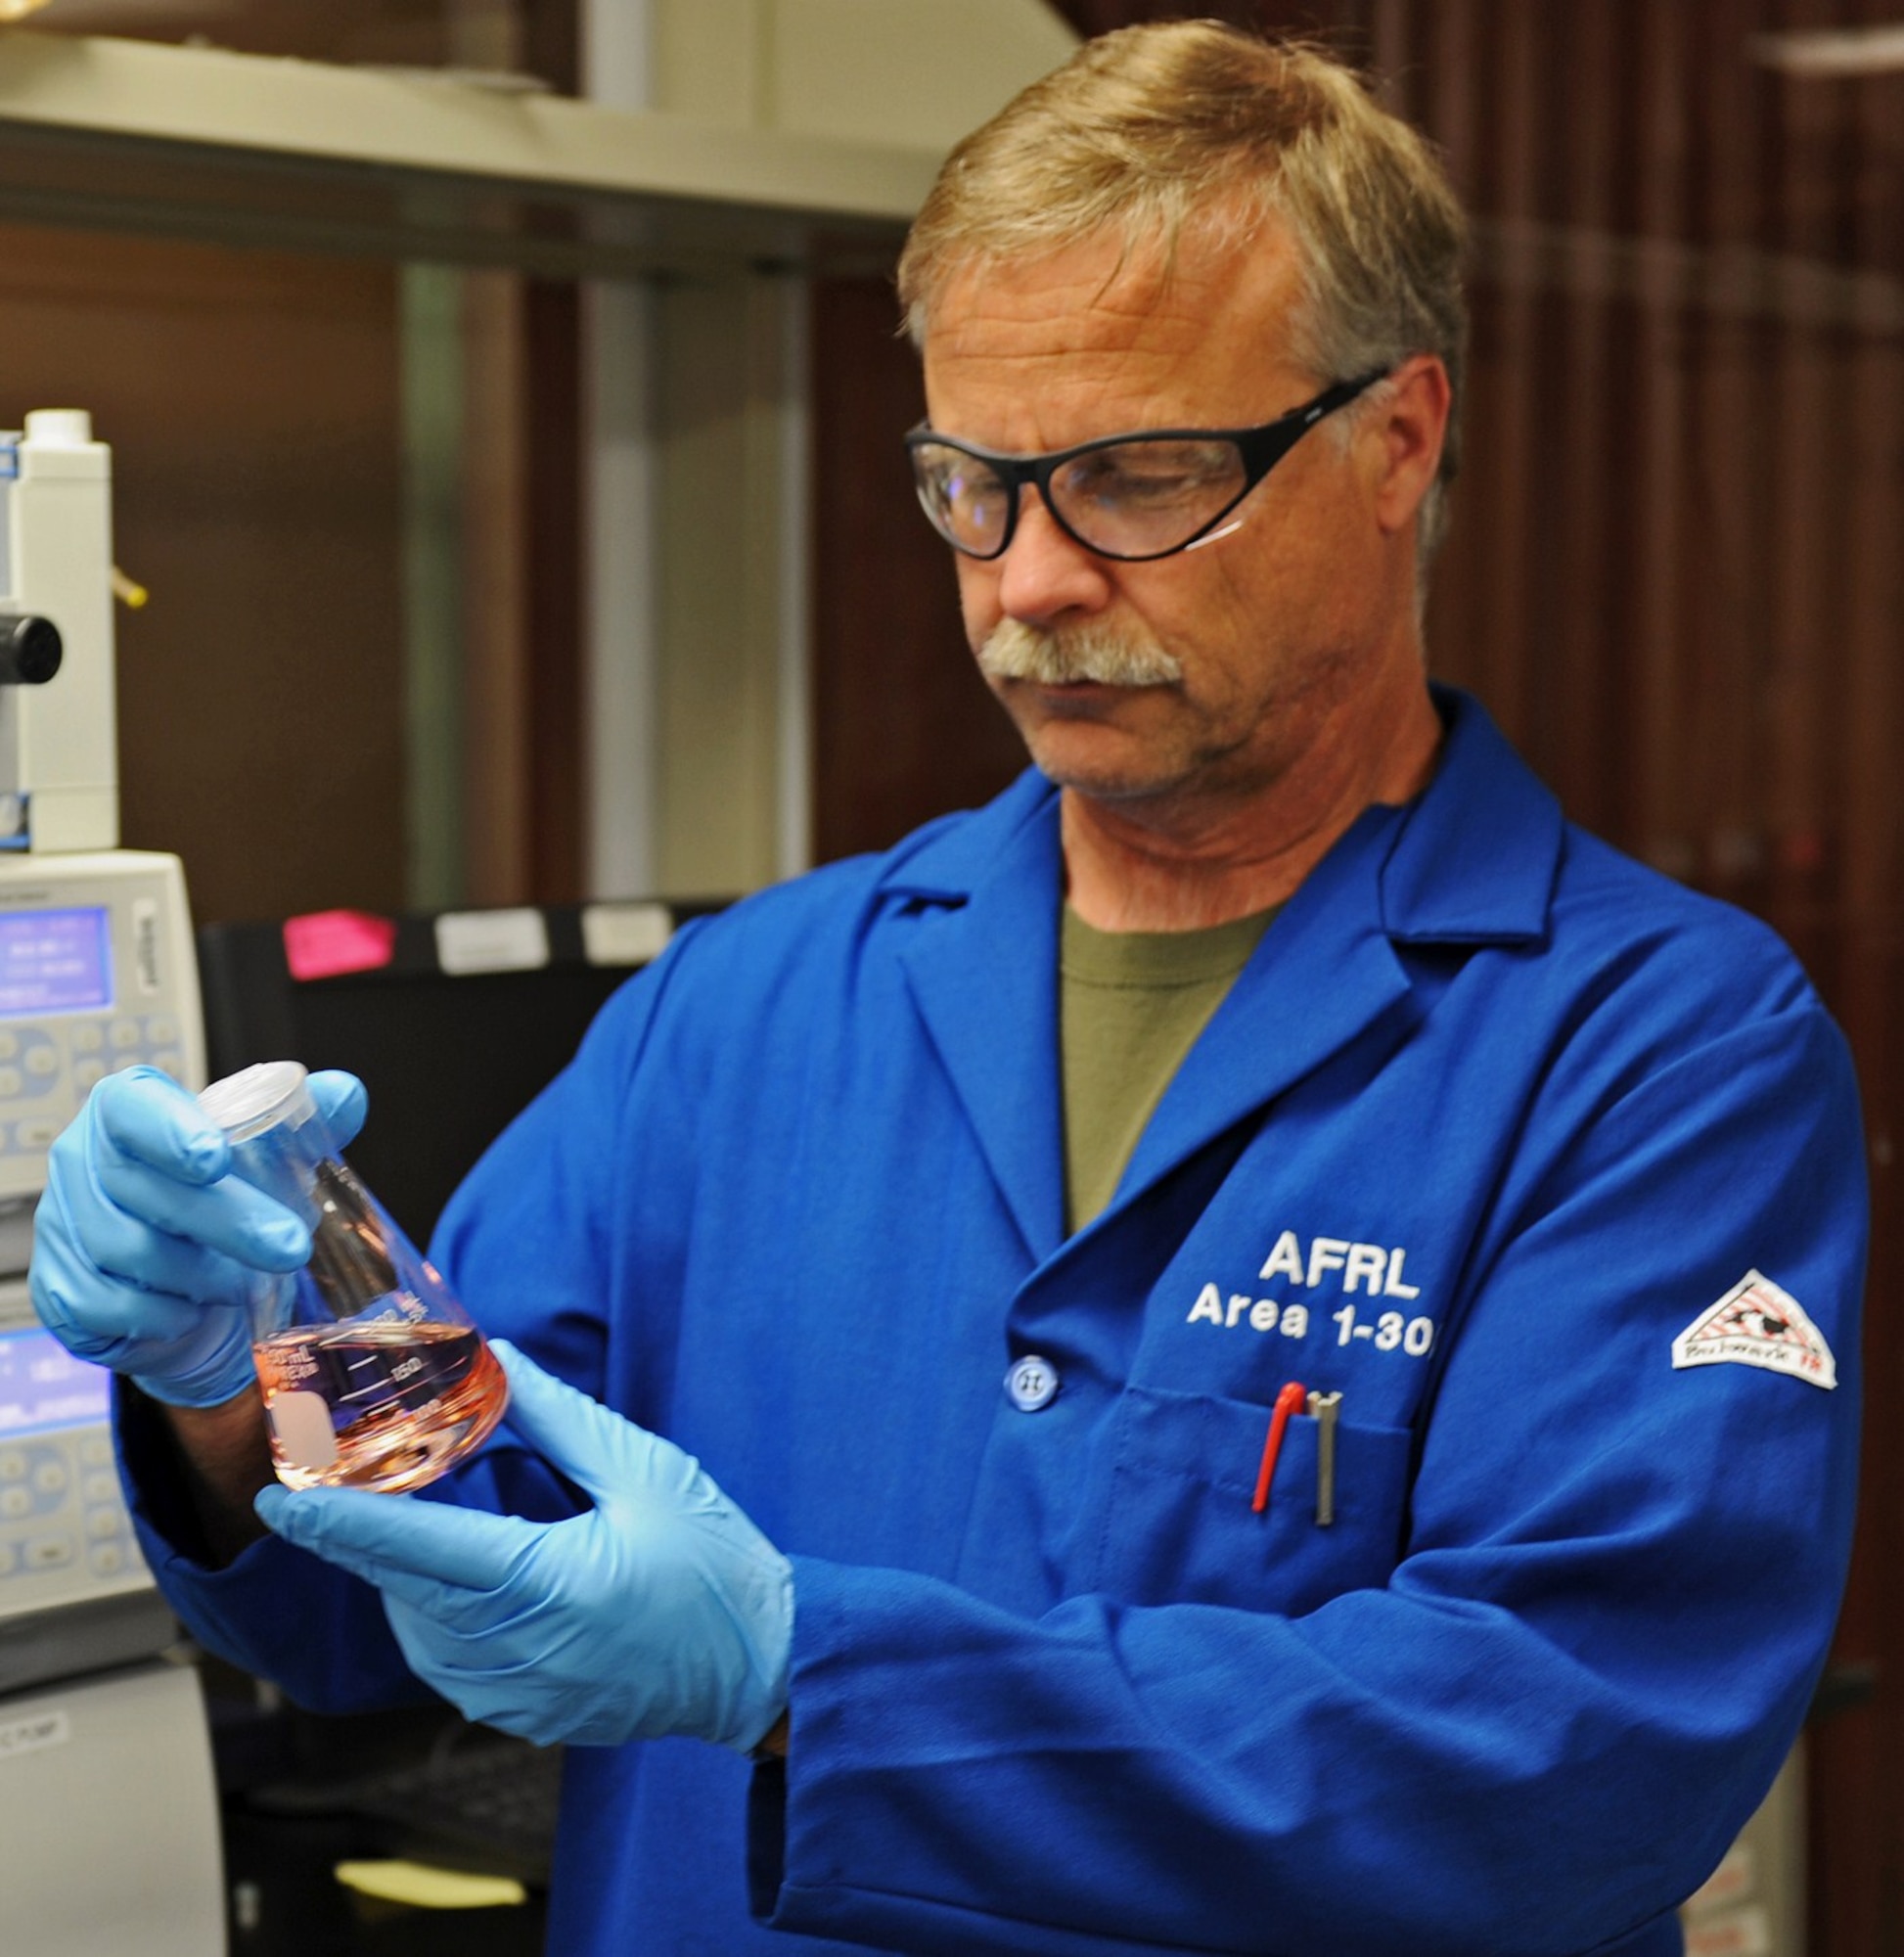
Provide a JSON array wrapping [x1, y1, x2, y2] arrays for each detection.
[[978, 619, 1184, 688]]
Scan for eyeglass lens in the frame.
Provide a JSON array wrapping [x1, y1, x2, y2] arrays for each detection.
[[911, 436, 1249, 561]]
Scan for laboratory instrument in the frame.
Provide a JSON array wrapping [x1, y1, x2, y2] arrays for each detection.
[[0, 408, 223, 1953]]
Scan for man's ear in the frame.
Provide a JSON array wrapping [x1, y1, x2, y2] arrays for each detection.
[[1369, 354, 1452, 536]]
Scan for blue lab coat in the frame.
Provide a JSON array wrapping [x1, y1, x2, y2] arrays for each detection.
[[129, 688, 1865, 1956]]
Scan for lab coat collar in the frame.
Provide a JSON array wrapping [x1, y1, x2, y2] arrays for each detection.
[[880, 686, 1559, 937], [888, 780, 1068, 1261], [882, 686, 1563, 1256], [1378, 683, 1561, 947]]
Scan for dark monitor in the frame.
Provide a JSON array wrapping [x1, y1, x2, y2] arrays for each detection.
[[195, 899, 722, 1249]]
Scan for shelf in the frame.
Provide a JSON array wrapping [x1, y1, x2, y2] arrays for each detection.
[[0, 28, 939, 278]]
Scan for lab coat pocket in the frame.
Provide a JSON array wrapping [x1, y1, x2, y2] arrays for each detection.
[[1085, 1384, 1416, 1616]]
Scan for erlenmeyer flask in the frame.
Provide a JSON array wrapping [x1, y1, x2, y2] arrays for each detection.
[[197, 1061, 508, 1493]]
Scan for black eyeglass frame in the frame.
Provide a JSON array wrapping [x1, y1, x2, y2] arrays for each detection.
[[905, 369, 1388, 564]]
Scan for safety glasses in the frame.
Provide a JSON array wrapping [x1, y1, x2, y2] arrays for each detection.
[[905, 371, 1385, 563]]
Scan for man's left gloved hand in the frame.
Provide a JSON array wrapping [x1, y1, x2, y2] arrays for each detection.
[[253, 1341, 793, 1752]]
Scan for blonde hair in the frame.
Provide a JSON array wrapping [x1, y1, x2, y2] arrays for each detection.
[[898, 22, 1469, 562]]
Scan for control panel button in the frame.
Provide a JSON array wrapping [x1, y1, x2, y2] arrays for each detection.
[[0, 1449, 25, 1481], [32, 1460, 68, 1497], [83, 1471, 118, 1504], [151, 1050, 185, 1079], [80, 1435, 112, 1467], [0, 1068, 22, 1099], [26, 1537, 73, 1570], [111, 1057, 143, 1074], [16, 1118, 61, 1150], [72, 1060, 107, 1092], [1, 1486, 31, 1520], [109, 1021, 142, 1051], [86, 1508, 120, 1540], [88, 1542, 125, 1576], [0, 1542, 16, 1577], [0, 1031, 17, 1061], [69, 1024, 104, 1054], [146, 1015, 178, 1046], [24, 1045, 59, 1078]]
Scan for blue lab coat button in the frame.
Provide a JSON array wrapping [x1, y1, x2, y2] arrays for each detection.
[[1005, 1355, 1060, 1412]]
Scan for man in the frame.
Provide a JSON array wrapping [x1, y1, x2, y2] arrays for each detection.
[[28, 24, 1863, 1957]]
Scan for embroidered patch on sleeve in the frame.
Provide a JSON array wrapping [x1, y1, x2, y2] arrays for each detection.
[[1672, 1269, 1836, 1389]]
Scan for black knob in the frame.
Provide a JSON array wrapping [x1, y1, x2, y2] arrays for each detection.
[[0, 614, 63, 686]]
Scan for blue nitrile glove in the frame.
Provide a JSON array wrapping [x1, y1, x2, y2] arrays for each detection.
[[254, 1341, 794, 1753], [30, 1064, 369, 1407]]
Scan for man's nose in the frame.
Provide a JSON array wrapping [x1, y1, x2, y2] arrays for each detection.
[[994, 495, 1114, 625]]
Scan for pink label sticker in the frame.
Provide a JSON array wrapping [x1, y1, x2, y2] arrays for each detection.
[[283, 910, 398, 983]]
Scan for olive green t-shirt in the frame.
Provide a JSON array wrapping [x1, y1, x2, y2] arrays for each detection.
[[1061, 903, 1278, 1232]]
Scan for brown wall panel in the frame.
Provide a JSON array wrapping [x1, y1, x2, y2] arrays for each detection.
[[0, 225, 406, 927], [808, 273, 1029, 863]]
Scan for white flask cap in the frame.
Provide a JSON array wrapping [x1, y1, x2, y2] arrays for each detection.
[[198, 1061, 318, 1143]]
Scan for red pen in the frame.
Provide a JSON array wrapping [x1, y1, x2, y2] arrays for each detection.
[[1251, 1380, 1309, 1514]]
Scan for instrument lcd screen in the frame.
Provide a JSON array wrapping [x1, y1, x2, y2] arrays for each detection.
[[0, 1325, 110, 1441], [0, 907, 112, 1017]]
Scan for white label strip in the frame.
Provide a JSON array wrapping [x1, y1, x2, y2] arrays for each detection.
[[434, 908, 551, 977], [0, 1708, 70, 1761], [269, 1390, 340, 1473], [580, 901, 673, 968]]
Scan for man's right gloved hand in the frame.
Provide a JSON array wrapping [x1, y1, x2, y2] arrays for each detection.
[[29, 1065, 369, 1407]]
